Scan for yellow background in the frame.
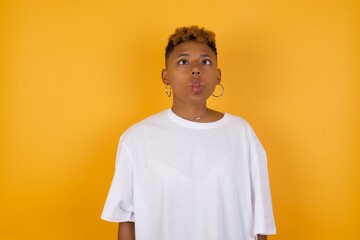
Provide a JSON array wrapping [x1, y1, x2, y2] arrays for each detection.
[[1, 0, 359, 239]]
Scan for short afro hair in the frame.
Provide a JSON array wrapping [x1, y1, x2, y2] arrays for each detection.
[[165, 26, 217, 61]]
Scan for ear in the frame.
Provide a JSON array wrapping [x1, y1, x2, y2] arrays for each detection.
[[217, 68, 222, 84], [161, 69, 169, 85]]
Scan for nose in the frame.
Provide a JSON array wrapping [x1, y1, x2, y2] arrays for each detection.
[[191, 64, 200, 75]]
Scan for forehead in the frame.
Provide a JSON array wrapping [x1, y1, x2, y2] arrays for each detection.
[[170, 41, 216, 58]]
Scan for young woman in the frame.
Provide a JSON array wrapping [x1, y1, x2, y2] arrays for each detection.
[[101, 26, 276, 240]]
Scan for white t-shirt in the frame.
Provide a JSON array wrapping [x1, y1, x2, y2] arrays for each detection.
[[101, 109, 276, 240]]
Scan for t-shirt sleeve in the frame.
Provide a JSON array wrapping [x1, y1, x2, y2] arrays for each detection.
[[248, 126, 276, 236], [101, 136, 135, 222]]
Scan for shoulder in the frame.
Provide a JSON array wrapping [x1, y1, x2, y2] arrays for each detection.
[[225, 113, 253, 131], [223, 113, 267, 160], [224, 113, 263, 144], [120, 109, 169, 141]]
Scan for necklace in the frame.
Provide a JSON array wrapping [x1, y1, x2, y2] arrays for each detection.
[[172, 108, 209, 122], [192, 108, 208, 121]]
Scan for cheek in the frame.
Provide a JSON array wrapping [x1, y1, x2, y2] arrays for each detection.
[[206, 71, 220, 82], [169, 72, 187, 83], [209, 83, 217, 91]]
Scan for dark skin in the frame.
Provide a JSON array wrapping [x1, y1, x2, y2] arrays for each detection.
[[162, 40, 223, 122], [117, 40, 268, 240], [118, 222, 134, 240]]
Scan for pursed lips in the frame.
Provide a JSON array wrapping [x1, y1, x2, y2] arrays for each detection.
[[190, 80, 203, 93], [190, 77, 204, 87]]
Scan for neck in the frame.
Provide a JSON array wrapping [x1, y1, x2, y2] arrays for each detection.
[[171, 103, 209, 122]]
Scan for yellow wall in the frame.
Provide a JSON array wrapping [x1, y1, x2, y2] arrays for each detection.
[[1, 0, 359, 239]]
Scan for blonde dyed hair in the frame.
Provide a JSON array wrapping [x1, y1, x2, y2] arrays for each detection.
[[165, 26, 217, 61]]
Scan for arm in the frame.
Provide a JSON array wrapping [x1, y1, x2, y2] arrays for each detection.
[[118, 222, 135, 240], [257, 234, 267, 240]]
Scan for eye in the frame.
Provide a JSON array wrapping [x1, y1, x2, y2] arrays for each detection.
[[178, 59, 188, 65], [202, 59, 211, 65]]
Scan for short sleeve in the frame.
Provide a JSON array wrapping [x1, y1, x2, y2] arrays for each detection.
[[101, 136, 135, 222], [248, 126, 276, 236]]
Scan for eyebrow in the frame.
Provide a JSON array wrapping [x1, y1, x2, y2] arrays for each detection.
[[175, 53, 212, 58]]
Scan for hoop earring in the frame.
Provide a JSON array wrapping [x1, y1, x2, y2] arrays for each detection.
[[165, 84, 172, 97], [212, 83, 224, 97]]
